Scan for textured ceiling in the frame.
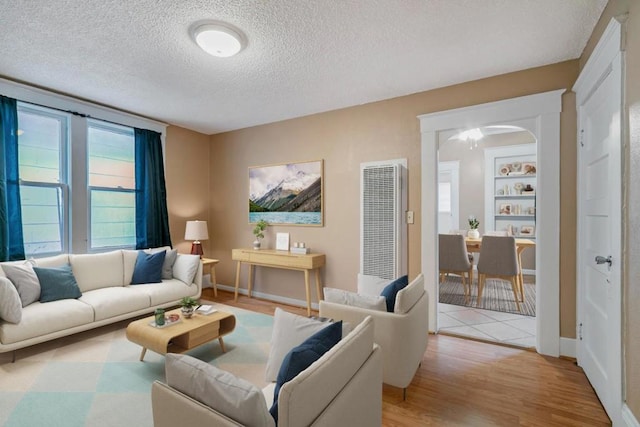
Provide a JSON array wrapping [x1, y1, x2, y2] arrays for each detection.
[[0, 0, 607, 135]]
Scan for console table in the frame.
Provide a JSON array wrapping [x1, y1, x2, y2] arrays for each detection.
[[232, 249, 326, 316]]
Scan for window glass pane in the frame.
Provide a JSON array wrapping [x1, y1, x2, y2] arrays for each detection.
[[439, 182, 451, 213], [90, 189, 135, 249], [20, 185, 62, 255], [88, 123, 135, 189], [17, 109, 62, 183]]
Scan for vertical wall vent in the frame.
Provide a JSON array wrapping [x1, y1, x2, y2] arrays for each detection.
[[360, 159, 407, 280]]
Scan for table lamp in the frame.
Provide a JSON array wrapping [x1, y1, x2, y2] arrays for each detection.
[[185, 220, 208, 258]]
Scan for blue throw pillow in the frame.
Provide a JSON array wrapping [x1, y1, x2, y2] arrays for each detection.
[[131, 250, 166, 285], [33, 264, 82, 303], [380, 275, 409, 312], [269, 321, 342, 424]]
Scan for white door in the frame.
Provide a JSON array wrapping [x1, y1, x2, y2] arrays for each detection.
[[438, 161, 459, 234], [575, 21, 622, 425]]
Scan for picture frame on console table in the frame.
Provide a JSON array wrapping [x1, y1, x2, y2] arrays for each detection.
[[249, 159, 324, 226]]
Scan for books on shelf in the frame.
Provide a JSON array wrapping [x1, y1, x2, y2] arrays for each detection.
[[196, 304, 217, 315]]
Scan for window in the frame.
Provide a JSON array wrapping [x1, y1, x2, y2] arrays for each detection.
[[17, 104, 68, 256], [87, 120, 136, 249]]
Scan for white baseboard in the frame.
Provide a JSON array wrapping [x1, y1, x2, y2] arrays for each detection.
[[215, 284, 319, 311], [623, 404, 640, 427], [560, 337, 576, 358]]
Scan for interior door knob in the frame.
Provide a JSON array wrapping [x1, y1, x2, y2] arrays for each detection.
[[595, 255, 612, 267]]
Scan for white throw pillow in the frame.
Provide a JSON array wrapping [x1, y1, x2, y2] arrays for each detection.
[[2, 263, 40, 307], [394, 274, 425, 314], [172, 254, 200, 285], [323, 287, 386, 311], [357, 273, 392, 296], [0, 277, 22, 323], [165, 354, 274, 427], [265, 308, 330, 382]]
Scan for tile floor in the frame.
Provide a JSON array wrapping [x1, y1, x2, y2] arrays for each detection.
[[438, 303, 536, 348]]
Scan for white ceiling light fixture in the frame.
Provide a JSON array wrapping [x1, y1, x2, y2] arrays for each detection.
[[455, 128, 484, 150], [192, 22, 245, 58]]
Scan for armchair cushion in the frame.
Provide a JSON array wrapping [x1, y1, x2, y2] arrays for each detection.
[[165, 354, 274, 427], [380, 275, 408, 312], [357, 273, 392, 296], [394, 274, 425, 314], [323, 287, 386, 311], [265, 308, 332, 382], [270, 321, 342, 423]]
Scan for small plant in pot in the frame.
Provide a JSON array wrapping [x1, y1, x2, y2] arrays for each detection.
[[252, 219, 268, 250], [468, 215, 480, 239], [180, 296, 198, 318]]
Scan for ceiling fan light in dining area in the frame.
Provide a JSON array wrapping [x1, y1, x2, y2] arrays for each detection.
[[193, 23, 244, 58]]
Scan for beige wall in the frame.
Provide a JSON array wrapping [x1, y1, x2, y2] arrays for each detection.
[[208, 60, 578, 334], [165, 126, 211, 256], [580, 0, 640, 419], [439, 131, 536, 270]]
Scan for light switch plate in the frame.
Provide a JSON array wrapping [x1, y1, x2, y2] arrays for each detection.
[[406, 211, 414, 224]]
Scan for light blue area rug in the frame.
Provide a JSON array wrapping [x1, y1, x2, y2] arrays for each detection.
[[0, 303, 273, 427]]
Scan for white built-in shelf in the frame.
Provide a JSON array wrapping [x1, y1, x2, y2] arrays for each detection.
[[495, 214, 536, 219], [495, 194, 536, 199], [494, 174, 536, 180]]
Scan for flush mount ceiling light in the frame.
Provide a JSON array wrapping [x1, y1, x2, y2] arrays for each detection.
[[192, 22, 245, 58]]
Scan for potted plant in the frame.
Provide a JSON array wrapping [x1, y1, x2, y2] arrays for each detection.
[[468, 215, 480, 239], [180, 296, 198, 318], [252, 219, 268, 250]]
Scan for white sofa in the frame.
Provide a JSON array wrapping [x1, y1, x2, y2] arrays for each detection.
[[319, 274, 428, 393], [151, 316, 382, 427], [0, 249, 202, 358]]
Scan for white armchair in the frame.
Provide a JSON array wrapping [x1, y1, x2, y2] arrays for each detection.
[[319, 274, 428, 397]]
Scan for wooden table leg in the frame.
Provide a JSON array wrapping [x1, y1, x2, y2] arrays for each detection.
[[517, 251, 525, 302], [315, 268, 323, 302], [234, 261, 241, 301], [247, 265, 254, 298], [218, 337, 226, 353], [304, 270, 311, 316], [211, 264, 218, 298], [139, 347, 147, 362]]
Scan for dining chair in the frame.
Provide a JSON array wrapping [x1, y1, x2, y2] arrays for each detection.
[[439, 234, 474, 301], [476, 236, 521, 311]]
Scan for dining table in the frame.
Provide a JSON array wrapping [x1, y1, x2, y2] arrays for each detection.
[[465, 236, 536, 301]]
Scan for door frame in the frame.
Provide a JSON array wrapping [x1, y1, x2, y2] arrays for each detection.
[[419, 89, 564, 357], [438, 160, 460, 233], [573, 17, 623, 425]]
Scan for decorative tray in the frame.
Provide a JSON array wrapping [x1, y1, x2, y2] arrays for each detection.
[[149, 315, 182, 329]]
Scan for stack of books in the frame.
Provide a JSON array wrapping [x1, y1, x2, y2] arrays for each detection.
[[196, 304, 217, 315]]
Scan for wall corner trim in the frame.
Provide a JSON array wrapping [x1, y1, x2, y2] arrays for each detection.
[[622, 404, 640, 427], [559, 337, 576, 358]]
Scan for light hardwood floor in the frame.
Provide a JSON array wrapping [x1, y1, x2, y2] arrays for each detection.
[[205, 288, 611, 427]]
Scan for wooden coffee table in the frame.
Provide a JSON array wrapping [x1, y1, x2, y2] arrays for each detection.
[[126, 307, 236, 361]]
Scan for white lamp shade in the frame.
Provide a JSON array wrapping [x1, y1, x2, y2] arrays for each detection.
[[185, 221, 209, 241]]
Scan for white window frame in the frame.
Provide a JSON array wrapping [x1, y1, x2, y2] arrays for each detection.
[[0, 77, 166, 256]]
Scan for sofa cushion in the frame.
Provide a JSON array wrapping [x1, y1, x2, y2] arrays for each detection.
[[394, 274, 424, 314], [165, 354, 275, 427], [130, 279, 197, 306], [172, 254, 200, 285], [270, 321, 342, 423], [146, 247, 177, 279], [78, 287, 150, 321], [70, 250, 124, 291], [0, 299, 94, 344], [380, 275, 409, 312], [122, 250, 139, 285], [34, 254, 70, 268], [357, 274, 392, 296], [2, 263, 40, 307], [34, 265, 82, 303], [0, 277, 22, 323], [265, 308, 332, 382], [131, 250, 166, 285], [323, 287, 386, 311]]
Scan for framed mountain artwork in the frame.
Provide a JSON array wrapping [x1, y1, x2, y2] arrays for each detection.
[[249, 160, 324, 226]]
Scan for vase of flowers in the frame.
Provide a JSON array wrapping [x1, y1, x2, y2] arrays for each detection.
[[467, 216, 480, 238]]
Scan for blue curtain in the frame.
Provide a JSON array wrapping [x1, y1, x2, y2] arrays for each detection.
[[0, 96, 25, 261], [134, 128, 172, 249]]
